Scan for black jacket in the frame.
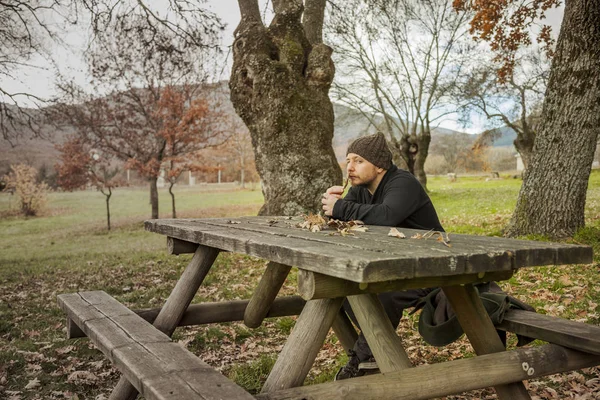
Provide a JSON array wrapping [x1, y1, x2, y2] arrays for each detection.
[[332, 165, 444, 231]]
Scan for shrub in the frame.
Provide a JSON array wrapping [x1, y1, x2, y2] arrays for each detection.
[[3, 164, 48, 216]]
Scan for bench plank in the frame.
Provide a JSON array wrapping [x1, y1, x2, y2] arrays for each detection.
[[497, 309, 600, 355], [256, 344, 600, 400], [57, 291, 253, 400]]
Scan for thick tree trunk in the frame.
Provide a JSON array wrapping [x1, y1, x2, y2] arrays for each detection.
[[230, 0, 342, 216], [150, 177, 159, 219], [507, 0, 600, 238]]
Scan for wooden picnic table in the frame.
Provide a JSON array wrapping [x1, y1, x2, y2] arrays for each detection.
[[58, 216, 600, 400]]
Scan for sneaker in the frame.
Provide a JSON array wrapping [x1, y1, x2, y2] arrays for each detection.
[[334, 350, 362, 381], [358, 358, 379, 373], [334, 352, 379, 380]]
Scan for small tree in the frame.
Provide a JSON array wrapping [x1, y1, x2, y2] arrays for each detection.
[[3, 164, 48, 216], [55, 137, 122, 230]]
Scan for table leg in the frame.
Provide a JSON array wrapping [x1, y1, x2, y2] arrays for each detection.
[[347, 293, 412, 372], [244, 261, 292, 328], [108, 245, 220, 400], [442, 284, 532, 400], [261, 297, 344, 393]]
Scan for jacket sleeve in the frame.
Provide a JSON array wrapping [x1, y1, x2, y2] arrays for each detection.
[[332, 176, 421, 226]]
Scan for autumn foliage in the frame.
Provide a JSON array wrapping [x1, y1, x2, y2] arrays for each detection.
[[2, 164, 48, 216], [453, 0, 559, 81]]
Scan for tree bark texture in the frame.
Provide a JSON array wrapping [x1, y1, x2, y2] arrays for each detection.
[[507, 0, 600, 238], [230, 0, 342, 216], [150, 177, 159, 219], [393, 132, 430, 190], [513, 132, 534, 172], [105, 189, 111, 231]]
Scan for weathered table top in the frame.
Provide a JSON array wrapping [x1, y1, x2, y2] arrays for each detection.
[[145, 216, 593, 283]]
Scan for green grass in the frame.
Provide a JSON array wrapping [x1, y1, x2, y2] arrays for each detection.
[[1, 172, 600, 398]]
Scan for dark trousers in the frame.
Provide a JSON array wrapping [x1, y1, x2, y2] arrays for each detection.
[[343, 288, 435, 361]]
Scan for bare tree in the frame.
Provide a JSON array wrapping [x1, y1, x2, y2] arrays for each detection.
[[326, 0, 473, 189], [429, 133, 475, 173], [229, 0, 342, 215], [54, 10, 225, 220], [1, 0, 223, 143], [456, 49, 550, 170]]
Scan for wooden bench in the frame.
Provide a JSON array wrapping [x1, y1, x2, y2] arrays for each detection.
[[57, 291, 253, 400], [497, 309, 600, 355]]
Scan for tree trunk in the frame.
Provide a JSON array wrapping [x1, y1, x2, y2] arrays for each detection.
[[397, 133, 429, 190], [150, 177, 159, 219], [230, 0, 342, 216], [104, 188, 112, 231], [414, 131, 430, 190], [513, 129, 535, 171], [169, 181, 176, 219], [507, 0, 600, 238]]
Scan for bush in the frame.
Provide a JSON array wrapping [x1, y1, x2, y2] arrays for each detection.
[[3, 164, 48, 216]]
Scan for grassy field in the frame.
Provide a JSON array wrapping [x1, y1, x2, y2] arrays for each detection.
[[1, 173, 599, 399]]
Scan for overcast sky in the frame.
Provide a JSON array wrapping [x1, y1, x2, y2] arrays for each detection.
[[2, 1, 564, 134]]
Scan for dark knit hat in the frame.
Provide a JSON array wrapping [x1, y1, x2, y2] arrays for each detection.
[[347, 132, 393, 170]]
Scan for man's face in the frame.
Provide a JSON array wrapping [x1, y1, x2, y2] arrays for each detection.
[[346, 153, 380, 187]]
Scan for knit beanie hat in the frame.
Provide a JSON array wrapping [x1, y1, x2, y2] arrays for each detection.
[[347, 132, 393, 170]]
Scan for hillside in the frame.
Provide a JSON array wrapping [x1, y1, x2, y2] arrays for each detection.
[[1, 81, 478, 175]]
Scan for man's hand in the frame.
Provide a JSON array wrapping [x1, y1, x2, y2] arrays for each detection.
[[322, 185, 344, 216]]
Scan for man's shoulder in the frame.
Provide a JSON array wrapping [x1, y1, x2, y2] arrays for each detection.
[[385, 167, 421, 187]]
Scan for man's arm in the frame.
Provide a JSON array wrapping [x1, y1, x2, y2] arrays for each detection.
[[331, 178, 420, 225]]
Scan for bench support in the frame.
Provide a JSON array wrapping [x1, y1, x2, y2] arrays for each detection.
[[255, 343, 600, 400], [110, 244, 220, 400], [443, 284, 531, 400]]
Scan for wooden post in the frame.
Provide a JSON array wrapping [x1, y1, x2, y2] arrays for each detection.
[[298, 270, 513, 300], [347, 293, 412, 372], [109, 245, 220, 400], [167, 237, 199, 255], [331, 308, 358, 354], [255, 344, 600, 400], [261, 297, 344, 393], [442, 284, 531, 400], [244, 262, 292, 328]]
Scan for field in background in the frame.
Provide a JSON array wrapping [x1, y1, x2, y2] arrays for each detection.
[[1, 172, 599, 399]]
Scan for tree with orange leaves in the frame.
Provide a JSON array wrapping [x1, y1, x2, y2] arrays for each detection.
[[456, 0, 600, 238], [54, 11, 227, 219], [55, 136, 122, 230]]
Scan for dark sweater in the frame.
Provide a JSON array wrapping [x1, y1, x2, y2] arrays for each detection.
[[332, 165, 444, 231]]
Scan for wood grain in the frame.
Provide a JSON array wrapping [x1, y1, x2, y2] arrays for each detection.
[[244, 261, 292, 328], [145, 217, 592, 283], [497, 309, 600, 355], [442, 284, 531, 400], [57, 291, 252, 400], [256, 344, 600, 400], [261, 297, 344, 393], [347, 293, 412, 372]]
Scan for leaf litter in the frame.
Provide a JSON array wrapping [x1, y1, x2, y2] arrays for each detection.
[[296, 213, 368, 236]]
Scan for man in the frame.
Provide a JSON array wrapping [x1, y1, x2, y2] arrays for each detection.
[[321, 131, 444, 380]]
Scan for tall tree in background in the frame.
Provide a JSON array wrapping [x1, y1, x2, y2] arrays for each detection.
[[326, 0, 473, 189], [230, 0, 342, 215], [56, 10, 226, 219], [456, 49, 550, 171], [0, 0, 222, 144], [456, 0, 600, 238], [55, 137, 122, 230]]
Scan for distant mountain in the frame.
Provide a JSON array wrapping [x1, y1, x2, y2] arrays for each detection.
[[483, 125, 518, 148], [1, 82, 472, 173]]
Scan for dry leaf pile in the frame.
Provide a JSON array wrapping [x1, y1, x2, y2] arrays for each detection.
[[388, 228, 452, 247], [296, 214, 368, 236]]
